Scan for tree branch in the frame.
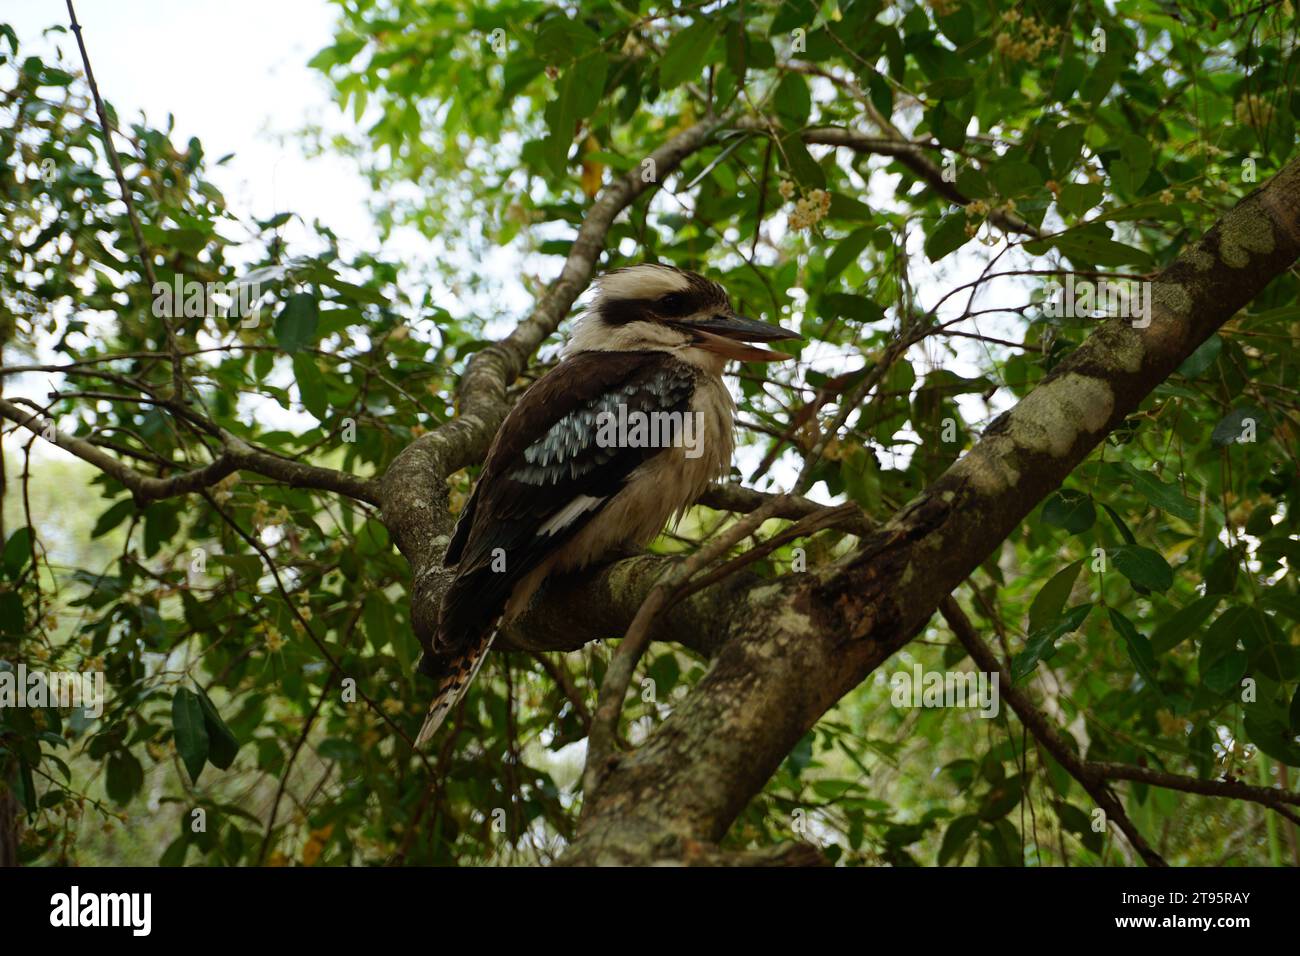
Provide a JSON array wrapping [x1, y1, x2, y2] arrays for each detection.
[[798, 125, 1041, 237], [584, 495, 792, 798], [379, 112, 736, 647], [0, 397, 379, 505], [940, 595, 1166, 866], [560, 153, 1300, 861]]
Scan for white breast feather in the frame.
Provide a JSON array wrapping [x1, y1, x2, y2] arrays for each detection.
[[501, 374, 736, 622]]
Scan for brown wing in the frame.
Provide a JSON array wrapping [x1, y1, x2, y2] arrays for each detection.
[[424, 350, 696, 672]]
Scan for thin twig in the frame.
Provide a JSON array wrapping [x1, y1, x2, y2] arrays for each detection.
[[65, 0, 185, 402], [583, 494, 792, 798], [941, 595, 1168, 867]]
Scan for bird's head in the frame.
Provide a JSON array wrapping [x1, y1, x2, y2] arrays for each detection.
[[565, 264, 800, 369]]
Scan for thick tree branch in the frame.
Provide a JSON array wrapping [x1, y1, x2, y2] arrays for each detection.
[[584, 495, 792, 798], [0, 398, 379, 505], [563, 154, 1300, 861], [500, 553, 751, 660]]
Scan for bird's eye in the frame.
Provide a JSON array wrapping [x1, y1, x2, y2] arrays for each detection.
[[656, 292, 691, 316]]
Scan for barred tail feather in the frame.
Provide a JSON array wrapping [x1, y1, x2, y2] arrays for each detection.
[[414, 630, 495, 748]]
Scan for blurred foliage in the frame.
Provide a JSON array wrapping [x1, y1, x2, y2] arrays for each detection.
[[1, 0, 1299, 866]]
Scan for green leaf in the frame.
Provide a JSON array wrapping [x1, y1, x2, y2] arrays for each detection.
[[1244, 715, 1300, 767], [1099, 501, 1137, 545], [820, 293, 884, 324], [928, 102, 968, 150], [1013, 604, 1092, 683], [1151, 595, 1219, 654], [1176, 335, 1221, 378], [1047, 124, 1086, 176], [1056, 182, 1103, 218], [826, 193, 874, 221], [36, 66, 75, 88], [0, 591, 24, 636], [106, 750, 144, 805], [1118, 134, 1152, 182], [2, 526, 33, 578], [90, 499, 136, 539], [938, 814, 978, 865], [1202, 650, 1247, 695], [15, 757, 36, 814], [989, 161, 1041, 198], [569, 54, 608, 120], [1051, 57, 1086, 102], [1199, 606, 1248, 672], [315, 738, 360, 763], [779, 132, 825, 188], [1081, 48, 1124, 104], [210, 553, 264, 584], [159, 835, 190, 867], [143, 502, 181, 559], [195, 686, 241, 771], [1245, 504, 1275, 537], [292, 353, 329, 420], [1203, 544, 1239, 595], [979, 774, 1024, 821], [1028, 560, 1084, 634], [659, 21, 719, 89], [824, 227, 874, 283], [1053, 232, 1152, 268], [924, 212, 971, 262], [535, 17, 599, 62], [274, 293, 319, 353], [1107, 609, 1160, 687], [1211, 406, 1270, 446], [1111, 545, 1174, 592], [541, 55, 610, 179], [935, 5, 975, 48], [541, 85, 575, 176], [173, 687, 210, 784], [773, 72, 811, 123], [1041, 490, 1095, 534], [865, 69, 892, 116], [1113, 462, 1198, 523]]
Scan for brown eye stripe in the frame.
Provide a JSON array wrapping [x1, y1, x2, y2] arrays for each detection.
[[654, 292, 696, 317], [599, 297, 654, 325], [599, 291, 724, 324]]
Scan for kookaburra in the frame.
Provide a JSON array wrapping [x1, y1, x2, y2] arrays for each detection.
[[416, 263, 798, 745]]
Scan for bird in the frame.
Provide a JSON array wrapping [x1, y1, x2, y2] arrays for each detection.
[[415, 263, 799, 746]]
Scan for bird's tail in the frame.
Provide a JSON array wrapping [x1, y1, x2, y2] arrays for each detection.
[[414, 628, 496, 748]]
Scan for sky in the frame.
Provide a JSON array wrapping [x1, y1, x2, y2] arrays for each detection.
[[3, 1, 468, 460], [8, 0, 398, 261]]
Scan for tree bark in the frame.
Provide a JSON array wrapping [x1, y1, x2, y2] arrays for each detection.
[[556, 157, 1300, 863], [0, 784, 18, 867]]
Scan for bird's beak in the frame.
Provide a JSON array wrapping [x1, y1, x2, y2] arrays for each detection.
[[677, 313, 801, 362]]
